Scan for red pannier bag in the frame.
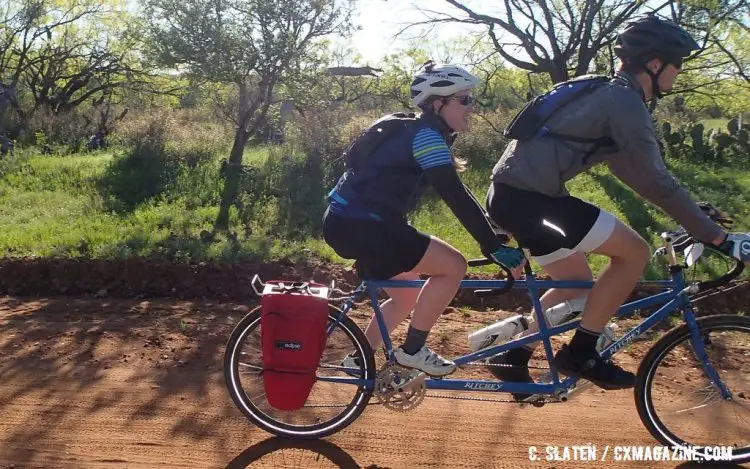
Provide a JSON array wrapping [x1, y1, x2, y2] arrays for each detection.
[[260, 280, 330, 410]]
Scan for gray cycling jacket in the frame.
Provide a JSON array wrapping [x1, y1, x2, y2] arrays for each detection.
[[491, 71, 722, 243]]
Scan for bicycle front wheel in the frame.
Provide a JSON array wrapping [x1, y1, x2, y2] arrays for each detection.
[[224, 305, 375, 439], [635, 314, 750, 463]]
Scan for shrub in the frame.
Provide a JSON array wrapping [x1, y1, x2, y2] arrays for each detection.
[[100, 111, 227, 212], [452, 110, 515, 171]]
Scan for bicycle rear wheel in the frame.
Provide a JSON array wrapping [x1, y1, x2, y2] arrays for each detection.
[[635, 314, 750, 463], [224, 305, 375, 439]]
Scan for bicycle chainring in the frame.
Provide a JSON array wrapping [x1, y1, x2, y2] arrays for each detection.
[[374, 364, 426, 412]]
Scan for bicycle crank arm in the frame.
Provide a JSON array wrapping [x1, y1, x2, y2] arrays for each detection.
[[522, 373, 589, 404], [399, 372, 427, 393]]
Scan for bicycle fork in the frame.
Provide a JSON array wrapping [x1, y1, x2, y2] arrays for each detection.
[[682, 304, 733, 399]]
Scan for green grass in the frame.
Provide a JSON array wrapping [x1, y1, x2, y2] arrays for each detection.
[[1, 147, 748, 280], [0, 150, 309, 261], [242, 145, 275, 165]]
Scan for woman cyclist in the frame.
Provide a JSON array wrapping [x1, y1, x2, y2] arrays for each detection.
[[323, 61, 525, 376]]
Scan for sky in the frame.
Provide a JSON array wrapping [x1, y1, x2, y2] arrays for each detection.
[[346, 0, 489, 65], [343, 0, 673, 67]]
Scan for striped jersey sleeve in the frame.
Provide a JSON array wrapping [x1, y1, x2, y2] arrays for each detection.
[[412, 128, 452, 170]]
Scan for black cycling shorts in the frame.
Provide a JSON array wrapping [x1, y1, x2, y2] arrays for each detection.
[[486, 182, 616, 266], [322, 208, 431, 280]]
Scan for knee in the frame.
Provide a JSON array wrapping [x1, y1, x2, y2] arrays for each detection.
[[632, 237, 650, 268], [448, 252, 468, 279], [617, 236, 649, 270]]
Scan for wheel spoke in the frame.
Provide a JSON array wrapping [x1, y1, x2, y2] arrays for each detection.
[[224, 308, 373, 439]]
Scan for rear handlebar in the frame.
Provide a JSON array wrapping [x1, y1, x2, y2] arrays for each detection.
[[466, 257, 532, 297]]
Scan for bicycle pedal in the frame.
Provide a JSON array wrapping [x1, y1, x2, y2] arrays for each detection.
[[568, 379, 593, 394]]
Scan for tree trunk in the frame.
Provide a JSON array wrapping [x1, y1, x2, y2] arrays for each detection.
[[549, 61, 570, 84], [214, 81, 253, 232], [214, 126, 249, 231]]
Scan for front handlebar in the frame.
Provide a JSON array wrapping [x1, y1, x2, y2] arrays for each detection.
[[659, 228, 745, 292], [694, 247, 745, 292]]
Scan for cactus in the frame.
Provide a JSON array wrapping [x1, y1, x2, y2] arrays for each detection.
[[738, 129, 749, 145], [690, 123, 706, 153], [662, 121, 672, 136], [713, 133, 734, 151], [728, 118, 739, 136], [665, 132, 683, 145]]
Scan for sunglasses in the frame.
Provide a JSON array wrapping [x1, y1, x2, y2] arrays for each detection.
[[447, 95, 475, 106]]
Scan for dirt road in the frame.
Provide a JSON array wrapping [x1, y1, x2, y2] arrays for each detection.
[[0, 296, 745, 469]]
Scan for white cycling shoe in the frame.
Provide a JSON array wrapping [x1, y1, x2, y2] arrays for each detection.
[[394, 345, 456, 377]]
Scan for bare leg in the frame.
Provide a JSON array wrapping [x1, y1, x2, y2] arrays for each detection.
[[360, 237, 466, 349], [406, 237, 467, 332], [362, 272, 420, 350], [579, 220, 649, 332]]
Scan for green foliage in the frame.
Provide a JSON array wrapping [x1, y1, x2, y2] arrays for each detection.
[[99, 111, 226, 212], [99, 118, 176, 211], [662, 119, 750, 164], [2, 109, 750, 277], [451, 111, 515, 171]]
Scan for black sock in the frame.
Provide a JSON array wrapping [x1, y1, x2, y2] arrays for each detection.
[[506, 346, 533, 365], [401, 326, 429, 355], [569, 327, 600, 354]]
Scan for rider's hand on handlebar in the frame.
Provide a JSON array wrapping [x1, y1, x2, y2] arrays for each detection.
[[716, 233, 750, 264], [484, 244, 526, 276], [672, 231, 694, 252]]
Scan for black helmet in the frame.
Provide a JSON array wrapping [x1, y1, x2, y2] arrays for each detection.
[[614, 15, 700, 61]]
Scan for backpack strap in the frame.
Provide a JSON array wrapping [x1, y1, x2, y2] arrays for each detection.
[[504, 75, 615, 162]]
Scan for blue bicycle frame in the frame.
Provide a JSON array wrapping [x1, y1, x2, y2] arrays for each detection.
[[319, 260, 732, 400]]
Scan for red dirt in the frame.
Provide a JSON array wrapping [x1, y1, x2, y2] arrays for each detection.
[[1, 259, 749, 468]]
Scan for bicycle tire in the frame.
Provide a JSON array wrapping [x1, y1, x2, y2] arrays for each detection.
[[224, 305, 375, 439], [635, 314, 750, 463]]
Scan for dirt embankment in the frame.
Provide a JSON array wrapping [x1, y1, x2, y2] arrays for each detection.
[[0, 257, 747, 316]]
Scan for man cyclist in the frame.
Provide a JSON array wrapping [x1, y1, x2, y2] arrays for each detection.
[[323, 61, 525, 377], [484, 15, 750, 396]]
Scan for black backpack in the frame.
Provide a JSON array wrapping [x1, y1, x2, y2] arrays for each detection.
[[504, 75, 615, 159], [343, 113, 420, 171]]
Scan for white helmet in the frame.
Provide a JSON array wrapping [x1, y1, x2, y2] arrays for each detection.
[[410, 60, 480, 108]]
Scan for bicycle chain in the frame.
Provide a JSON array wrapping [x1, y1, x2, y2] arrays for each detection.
[[462, 360, 552, 370], [423, 392, 559, 405], [363, 360, 564, 408], [306, 360, 576, 409]]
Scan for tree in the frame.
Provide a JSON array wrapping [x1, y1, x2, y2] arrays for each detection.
[[144, 0, 354, 231], [22, 20, 153, 115], [0, 0, 103, 131], [416, 0, 749, 85], [0, 0, 159, 140]]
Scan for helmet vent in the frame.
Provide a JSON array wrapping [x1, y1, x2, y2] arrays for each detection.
[[431, 80, 455, 88]]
